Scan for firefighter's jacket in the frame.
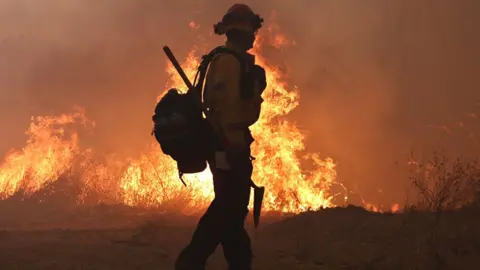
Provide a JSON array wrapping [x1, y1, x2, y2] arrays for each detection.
[[203, 44, 265, 151]]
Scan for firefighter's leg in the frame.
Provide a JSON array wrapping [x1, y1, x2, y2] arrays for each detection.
[[174, 158, 236, 269], [222, 226, 252, 270], [175, 199, 223, 270], [175, 156, 253, 269], [218, 162, 253, 270]]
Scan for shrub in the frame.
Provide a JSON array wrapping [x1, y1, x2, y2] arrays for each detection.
[[408, 153, 480, 213]]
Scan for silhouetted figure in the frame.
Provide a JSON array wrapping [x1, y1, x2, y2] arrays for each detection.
[[174, 4, 266, 270]]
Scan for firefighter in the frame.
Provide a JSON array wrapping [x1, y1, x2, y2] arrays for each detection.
[[174, 4, 265, 270]]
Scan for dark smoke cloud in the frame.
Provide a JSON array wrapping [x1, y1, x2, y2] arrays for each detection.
[[0, 0, 479, 205]]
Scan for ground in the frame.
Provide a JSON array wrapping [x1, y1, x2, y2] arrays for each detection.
[[0, 204, 479, 270]]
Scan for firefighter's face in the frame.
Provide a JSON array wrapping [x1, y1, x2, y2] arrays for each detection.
[[228, 29, 255, 51], [243, 31, 256, 50]]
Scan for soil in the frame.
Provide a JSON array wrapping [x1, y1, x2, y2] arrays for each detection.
[[0, 204, 479, 270]]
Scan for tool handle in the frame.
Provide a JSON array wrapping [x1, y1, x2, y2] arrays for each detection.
[[163, 46, 194, 90]]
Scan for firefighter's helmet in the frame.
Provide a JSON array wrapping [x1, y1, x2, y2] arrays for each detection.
[[214, 4, 263, 35]]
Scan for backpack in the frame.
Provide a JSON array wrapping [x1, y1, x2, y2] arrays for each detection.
[[152, 46, 263, 183]]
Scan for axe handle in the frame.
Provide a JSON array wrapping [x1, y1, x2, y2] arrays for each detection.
[[163, 46, 194, 90]]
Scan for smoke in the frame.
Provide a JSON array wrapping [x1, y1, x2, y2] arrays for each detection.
[[276, 0, 480, 204], [0, 0, 479, 205]]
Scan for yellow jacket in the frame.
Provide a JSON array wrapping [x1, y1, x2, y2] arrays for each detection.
[[203, 43, 264, 150]]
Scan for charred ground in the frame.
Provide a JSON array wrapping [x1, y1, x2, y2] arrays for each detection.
[[0, 202, 479, 270]]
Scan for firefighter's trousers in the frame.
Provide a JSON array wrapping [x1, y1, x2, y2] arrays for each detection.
[[175, 153, 253, 270]]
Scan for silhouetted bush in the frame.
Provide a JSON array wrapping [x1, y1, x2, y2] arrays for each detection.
[[408, 153, 480, 214]]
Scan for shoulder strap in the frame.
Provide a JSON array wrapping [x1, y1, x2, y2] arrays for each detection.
[[189, 46, 250, 149], [193, 46, 247, 100]]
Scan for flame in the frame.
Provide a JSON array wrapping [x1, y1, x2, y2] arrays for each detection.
[[362, 198, 401, 213], [0, 22, 341, 214], [118, 26, 339, 213], [0, 108, 91, 199], [188, 21, 200, 30]]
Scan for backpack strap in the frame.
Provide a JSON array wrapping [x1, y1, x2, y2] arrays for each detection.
[[189, 47, 254, 154], [193, 46, 251, 102]]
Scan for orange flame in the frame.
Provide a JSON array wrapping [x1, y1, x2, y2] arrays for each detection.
[[118, 26, 339, 213], [0, 108, 91, 198], [0, 22, 341, 214]]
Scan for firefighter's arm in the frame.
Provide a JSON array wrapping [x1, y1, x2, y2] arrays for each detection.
[[210, 54, 246, 150]]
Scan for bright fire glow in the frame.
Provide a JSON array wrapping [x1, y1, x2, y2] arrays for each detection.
[[0, 21, 345, 214]]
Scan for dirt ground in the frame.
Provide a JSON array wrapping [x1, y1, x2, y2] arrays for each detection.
[[0, 205, 479, 270]]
